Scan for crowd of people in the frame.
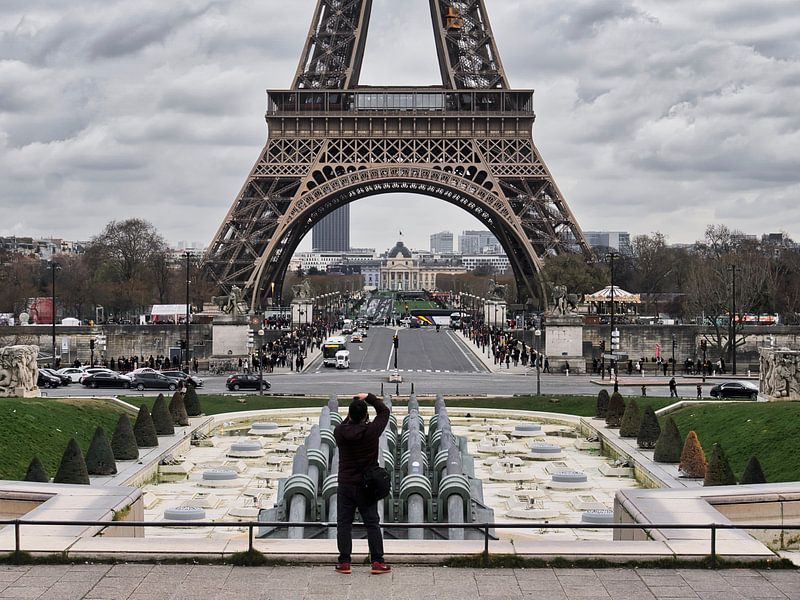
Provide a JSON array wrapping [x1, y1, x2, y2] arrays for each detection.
[[465, 323, 550, 371], [240, 321, 333, 373]]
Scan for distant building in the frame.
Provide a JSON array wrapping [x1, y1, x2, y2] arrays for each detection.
[[430, 231, 454, 253], [0, 236, 86, 260], [461, 254, 510, 273], [379, 241, 464, 291], [583, 231, 631, 254], [292, 249, 376, 272], [312, 205, 350, 251], [458, 230, 502, 254]]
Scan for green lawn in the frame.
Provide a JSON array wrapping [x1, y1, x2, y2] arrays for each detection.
[[0, 398, 129, 481], [669, 402, 800, 483]]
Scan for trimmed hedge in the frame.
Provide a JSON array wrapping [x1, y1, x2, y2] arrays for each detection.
[[595, 390, 610, 418], [85, 426, 117, 476], [24, 456, 49, 483], [654, 416, 682, 463], [133, 405, 159, 448], [741, 455, 767, 485], [637, 406, 661, 450], [151, 394, 175, 435], [619, 399, 642, 438], [679, 431, 707, 479], [704, 443, 736, 486], [183, 386, 202, 417], [53, 438, 90, 485], [605, 392, 625, 428], [111, 413, 139, 461], [169, 391, 189, 426]]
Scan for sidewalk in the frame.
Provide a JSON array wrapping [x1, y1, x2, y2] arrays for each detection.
[[455, 330, 551, 376], [0, 564, 796, 599]]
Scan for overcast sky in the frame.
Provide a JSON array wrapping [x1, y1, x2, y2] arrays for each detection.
[[1, 0, 799, 254]]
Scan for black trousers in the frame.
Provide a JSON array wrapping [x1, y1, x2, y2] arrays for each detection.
[[336, 483, 384, 563]]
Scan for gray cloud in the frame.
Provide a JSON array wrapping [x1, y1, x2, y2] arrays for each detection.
[[0, 0, 798, 253]]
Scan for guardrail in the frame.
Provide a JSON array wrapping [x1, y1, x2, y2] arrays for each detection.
[[2, 519, 798, 567]]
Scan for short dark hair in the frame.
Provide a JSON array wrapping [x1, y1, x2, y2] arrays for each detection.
[[348, 398, 368, 423]]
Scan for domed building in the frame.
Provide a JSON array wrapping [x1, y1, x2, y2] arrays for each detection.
[[380, 240, 464, 291]]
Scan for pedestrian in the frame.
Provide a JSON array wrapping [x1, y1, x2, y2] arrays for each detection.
[[543, 357, 550, 373], [334, 393, 391, 575], [696, 383, 702, 399], [641, 384, 647, 397], [669, 377, 678, 398]]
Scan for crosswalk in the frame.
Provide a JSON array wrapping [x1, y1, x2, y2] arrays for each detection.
[[314, 368, 455, 374]]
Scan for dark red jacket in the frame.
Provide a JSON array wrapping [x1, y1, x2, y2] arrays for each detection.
[[334, 394, 390, 486]]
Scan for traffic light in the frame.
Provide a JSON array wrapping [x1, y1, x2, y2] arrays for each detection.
[[393, 335, 399, 349], [179, 340, 186, 350], [247, 329, 255, 348], [599, 340, 605, 354], [89, 339, 95, 350], [700, 339, 707, 352]]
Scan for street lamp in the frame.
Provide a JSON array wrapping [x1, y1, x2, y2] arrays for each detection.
[[48, 261, 61, 367], [534, 327, 542, 396], [184, 251, 193, 372], [727, 265, 741, 375], [671, 334, 676, 377], [606, 251, 620, 353]]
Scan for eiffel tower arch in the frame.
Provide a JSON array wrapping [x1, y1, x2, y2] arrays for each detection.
[[203, 0, 594, 310]]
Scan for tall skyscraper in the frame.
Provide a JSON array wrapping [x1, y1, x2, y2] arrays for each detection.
[[583, 231, 631, 254], [459, 230, 501, 254], [430, 231, 454, 253], [312, 205, 350, 251]]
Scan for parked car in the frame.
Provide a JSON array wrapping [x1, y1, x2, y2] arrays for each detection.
[[40, 368, 70, 386], [161, 370, 204, 388], [37, 371, 62, 388], [226, 374, 270, 391], [129, 372, 179, 391], [78, 367, 115, 383], [81, 372, 132, 389], [709, 381, 759, 399], [56, 367, 86, 383]]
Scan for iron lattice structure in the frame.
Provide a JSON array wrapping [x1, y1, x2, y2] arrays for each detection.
[[204, 0, 593, 309]]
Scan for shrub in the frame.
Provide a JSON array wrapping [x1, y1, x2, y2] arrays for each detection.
[[741, 455, 767, 485], [637, 406, 661, 449], [183, 386, 202, 417], [605, 392, 625, 428], [595, 390, 610, 418], [619, 399, 642, 438], [24, 456, 49, 483], [653, 416, 682, 463], [85, 427, 117, 476], [53, 438, 90, 485], [151, 394, 175, 435], [169, 391, 189, 426], [133, 405, 159, 448], [111, 413, 139, 461], [704, 443, 736, 486], [679, 431, 707, 478]]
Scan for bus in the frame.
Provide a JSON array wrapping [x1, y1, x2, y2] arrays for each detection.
[[322, 336, 348, 368], [449, 312, 469, 330]]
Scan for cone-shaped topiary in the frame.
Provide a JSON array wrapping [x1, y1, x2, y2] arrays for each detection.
[[133, 404, 159, 448], [605, 392, 625, 428], [654, 416, 682, 463], [111, 413, 139, 460], [24, 456, 49, 483], [169, 391, 189, 426], [679, 431, 707, 478], [637, 406, 661, 449], [85, 427, 117, 476], [596, 389, 610, 418], [151, 393, 175, 435], [53, 438, 90, 485], [183, 385, 202, 417], [704, 443, 736, 486], [619, 399, 642, 438], [741, 455, 767, 484]]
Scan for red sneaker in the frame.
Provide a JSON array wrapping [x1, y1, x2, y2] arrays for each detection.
[[335, 562, 351, 574], [370, 561, 391, 575]]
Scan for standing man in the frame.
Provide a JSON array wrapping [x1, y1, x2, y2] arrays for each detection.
[[669, 377, 678, 398], [334, 393, 391, 575]]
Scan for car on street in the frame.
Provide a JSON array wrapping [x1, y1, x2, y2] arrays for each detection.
[[408, 317, 421, 328], [81, 372, 132, 389], [350, 332, 363, 343], [709, 381, 759, 399], [57, 367, 86, 383], [129, 372, 179, 391], [78, 367, 116, 383], [226, 374, 270, 391], [41, 368, 70, 386], [161, 370, 204, 388], [37, 370, 62, 388]]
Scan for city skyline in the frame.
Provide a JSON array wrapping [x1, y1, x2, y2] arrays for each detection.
[[1, 1, 799, 252]]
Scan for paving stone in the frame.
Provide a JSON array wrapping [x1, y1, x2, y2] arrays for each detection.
[[641, 576, 690, 587], [38, 582, 99, 600], [106, 565, 153, 578], [732, 586, 789, 599], [649, 586, 700, 599], [13, 576, 61, 588], [0, 587, 48, 599], [693, 592, 748, 600], [596, 569, 647, 581], [521, 591, 569, 600], [0, 573, 21, 583], [560, 585, 610, 599]]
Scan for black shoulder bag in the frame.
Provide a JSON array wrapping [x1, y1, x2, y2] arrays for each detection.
[[363, 465, 391, 502]]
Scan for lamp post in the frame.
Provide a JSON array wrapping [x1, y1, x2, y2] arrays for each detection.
[[534, 327, 542, 396], [671, 334, 676, 377], [606, 251, 620, 356], [184, 251, 193, 372], [727, 265, 740, 375], [48, 261, 61, 367]]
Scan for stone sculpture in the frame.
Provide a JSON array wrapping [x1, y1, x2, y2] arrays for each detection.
[[551, 285, 579, 315], [759, 349, 800, 400], [292, 279, 313, 302], [0, 345, 40, 397], [487, 278, 506, 301], [212, 285, 245, 316]]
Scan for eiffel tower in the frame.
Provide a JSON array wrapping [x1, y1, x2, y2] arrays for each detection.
[[203, 0, 594, 309]]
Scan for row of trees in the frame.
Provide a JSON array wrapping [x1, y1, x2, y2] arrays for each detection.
[[596, 390, 767, 485], [24, 390, 201, 484]]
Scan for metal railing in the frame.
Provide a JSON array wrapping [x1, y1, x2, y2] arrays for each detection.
[[2, 519, 798, 568]]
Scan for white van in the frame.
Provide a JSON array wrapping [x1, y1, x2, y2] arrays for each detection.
[[335, 350, 350, 369]]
